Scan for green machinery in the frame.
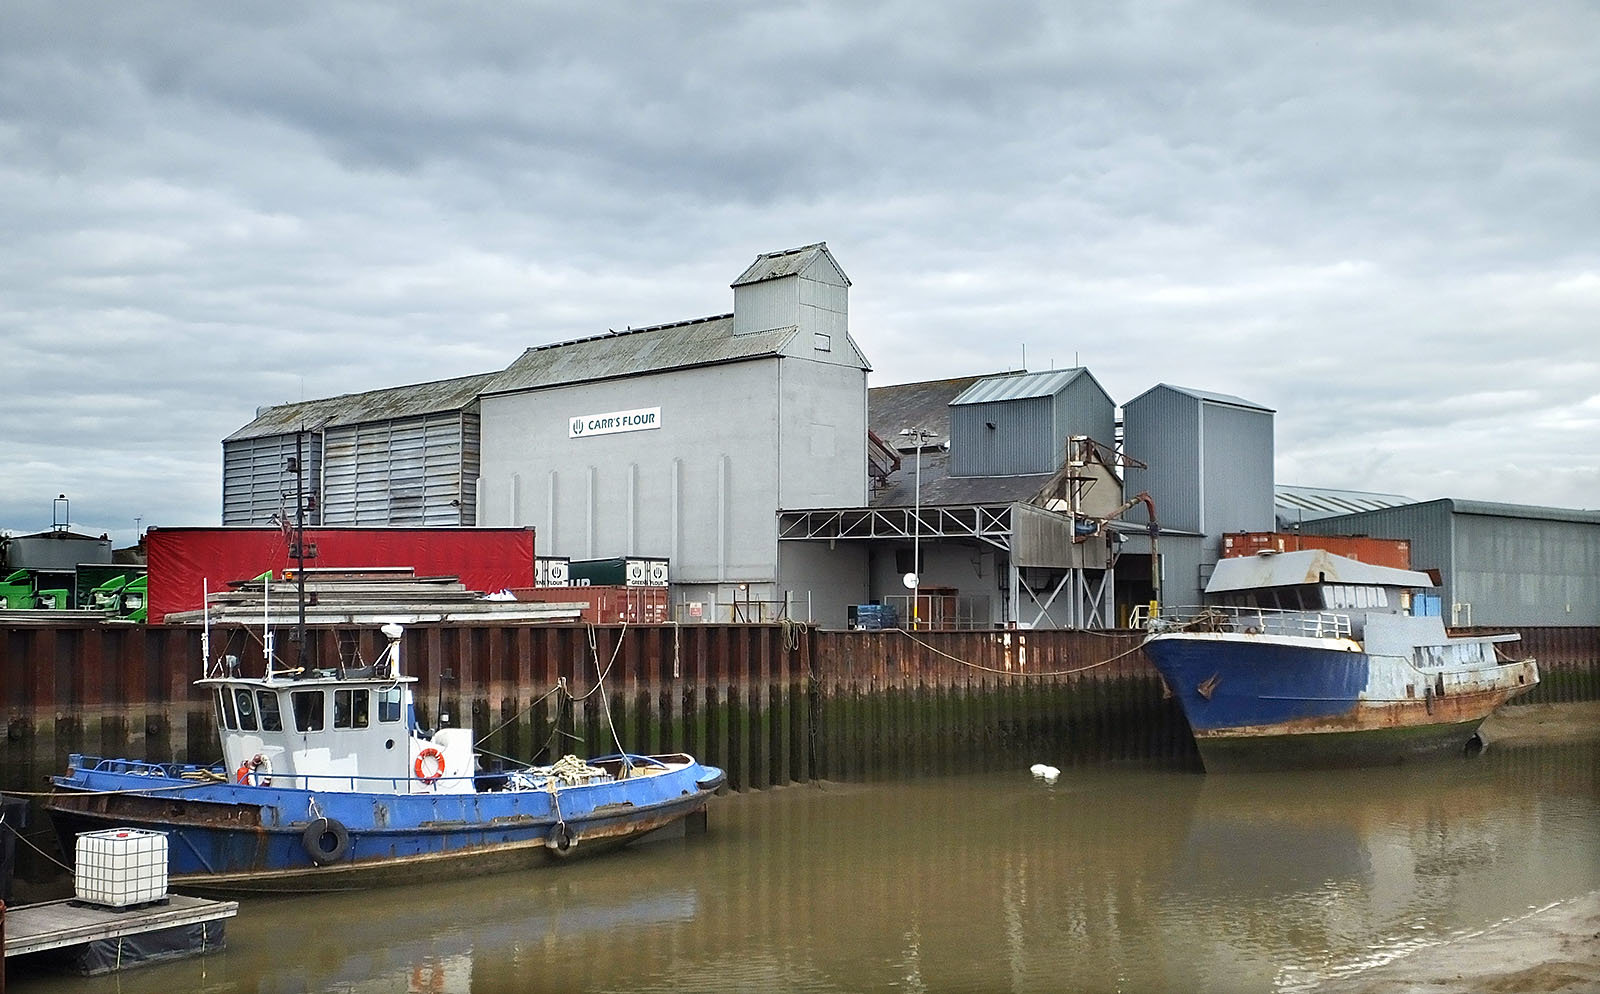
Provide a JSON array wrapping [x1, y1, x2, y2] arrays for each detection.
[[0, 569, 35, 610]]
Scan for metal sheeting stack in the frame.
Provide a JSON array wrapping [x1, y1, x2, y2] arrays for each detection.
[[163, 574, 583, 626]]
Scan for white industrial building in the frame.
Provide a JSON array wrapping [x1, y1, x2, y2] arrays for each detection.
[[474, 243, 871, 621]]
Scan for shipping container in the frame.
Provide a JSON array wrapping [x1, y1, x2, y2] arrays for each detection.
[[535, 556, 571, 587], [568, 557, 669, 588], [508, 585, 669, 623], [1220, 532, 1412, 570]]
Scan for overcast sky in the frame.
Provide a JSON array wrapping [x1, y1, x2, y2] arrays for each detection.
[[3, 1, 1596, 546]]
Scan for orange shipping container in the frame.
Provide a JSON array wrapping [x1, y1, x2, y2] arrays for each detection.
[[507, 585, 669, 624], [1221, 532, 1412, 570]]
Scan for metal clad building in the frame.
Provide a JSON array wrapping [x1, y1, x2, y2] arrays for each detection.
[[1123, 384, 1276, 608], [948, 368, 1115, 477], [223, 373, 495, 527], [477, 244, 871, 618], [1300, 499, 1600, 626]]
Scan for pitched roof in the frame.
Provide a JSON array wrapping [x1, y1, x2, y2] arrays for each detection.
[[731, 242, 849, 287], [868, 371, 1027, 451], [950, 367, 1095, 406], [1275, 484, 1415, 524], [1126, 382, 1273, 413], [227, 372, 500, 442], [482, 315, 798, 396], [868, 446, 1054, 508]]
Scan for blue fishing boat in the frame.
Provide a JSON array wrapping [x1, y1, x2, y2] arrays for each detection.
[[47, 621, 724, 893], [1141, 549, 1538, 773]]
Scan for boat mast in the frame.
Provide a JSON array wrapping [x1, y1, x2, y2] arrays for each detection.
[[295, 424, 308, 667]]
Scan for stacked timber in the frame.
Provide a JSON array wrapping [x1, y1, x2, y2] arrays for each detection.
[[163, 574, 583, 626]]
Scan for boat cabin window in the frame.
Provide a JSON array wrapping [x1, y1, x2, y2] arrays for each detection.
[[234, 688, 258, 731], [378, 686, 402, 723], [216, 688, 238, 730], [257, 690, 283, 732], [334, 689, 370, 729], [292, 691, 325, 732], [1324, 585, 1389, 610]]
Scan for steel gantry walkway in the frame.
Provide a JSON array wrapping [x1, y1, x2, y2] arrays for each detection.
[[777, 504, 1014, 550], [777, 502, 1125, 628]]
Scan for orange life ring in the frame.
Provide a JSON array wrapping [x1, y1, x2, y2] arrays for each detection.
[[414, 747, 446, 783]]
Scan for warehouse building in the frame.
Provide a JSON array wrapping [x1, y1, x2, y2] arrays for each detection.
[[1299, 500, 1600, 627], [475, 243, 871, 622]]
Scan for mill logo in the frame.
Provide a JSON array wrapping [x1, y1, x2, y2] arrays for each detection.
[[568, 406, 661, 438]]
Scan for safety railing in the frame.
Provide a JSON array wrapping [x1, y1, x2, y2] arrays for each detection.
[[1133, 604, 1353, 639]]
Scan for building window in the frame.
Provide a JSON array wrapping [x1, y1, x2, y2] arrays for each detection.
[[814, 332, 831, 352]]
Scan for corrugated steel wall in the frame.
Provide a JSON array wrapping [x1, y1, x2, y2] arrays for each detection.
[[950, 396, 1055, 476], [1123, 387, 1200, 534], [322, 412, 475, 526], [1198, 401, 1275, 537], [221, 432, 324, 526], [1056, 376, 1117, 452], [1303, 501, 1600, 628]]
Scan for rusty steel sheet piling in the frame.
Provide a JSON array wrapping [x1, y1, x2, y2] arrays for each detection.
[[2, 622, 1596, 806]]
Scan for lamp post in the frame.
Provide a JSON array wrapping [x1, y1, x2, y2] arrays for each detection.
[[899, 428, 933, 629]]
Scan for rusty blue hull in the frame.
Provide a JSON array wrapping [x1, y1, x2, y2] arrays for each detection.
[[1143, 632, 1538, 773], [47, 753, 724, 893]]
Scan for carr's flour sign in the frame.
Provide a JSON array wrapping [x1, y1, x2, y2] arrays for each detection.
[[569, 406, 661, 438]]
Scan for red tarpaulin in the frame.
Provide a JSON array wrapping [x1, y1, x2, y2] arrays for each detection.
[[147, 526, 536, 622]]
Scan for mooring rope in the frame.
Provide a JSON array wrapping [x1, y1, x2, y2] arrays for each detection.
[[583, 623, 632, 769], [1, 779, 212, 799], [893, 628, 1147, 676], [1, 809, 74, 872]]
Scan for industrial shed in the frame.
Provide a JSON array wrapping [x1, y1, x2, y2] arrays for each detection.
[[223, 373, 497, 528], [1121, 383, 1276, 610], [1299, 499, 1600, 627]]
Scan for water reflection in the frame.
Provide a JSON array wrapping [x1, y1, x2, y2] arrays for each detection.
[[12, 743, 1598, 994], [1161, 743, 1600, 991]]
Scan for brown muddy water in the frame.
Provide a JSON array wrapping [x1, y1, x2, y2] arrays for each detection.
[[10, 740, 1599, 994]]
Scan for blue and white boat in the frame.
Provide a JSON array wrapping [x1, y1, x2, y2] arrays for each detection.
[[1141, 549, 1538, 773], [47, 622, 725, 893]]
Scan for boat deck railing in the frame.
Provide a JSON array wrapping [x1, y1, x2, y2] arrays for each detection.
[[1137, 604, 1353, 640], [67, 753, 683, 795]]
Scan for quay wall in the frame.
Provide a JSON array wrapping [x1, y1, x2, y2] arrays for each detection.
[[3, 623, 1597, 800]]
